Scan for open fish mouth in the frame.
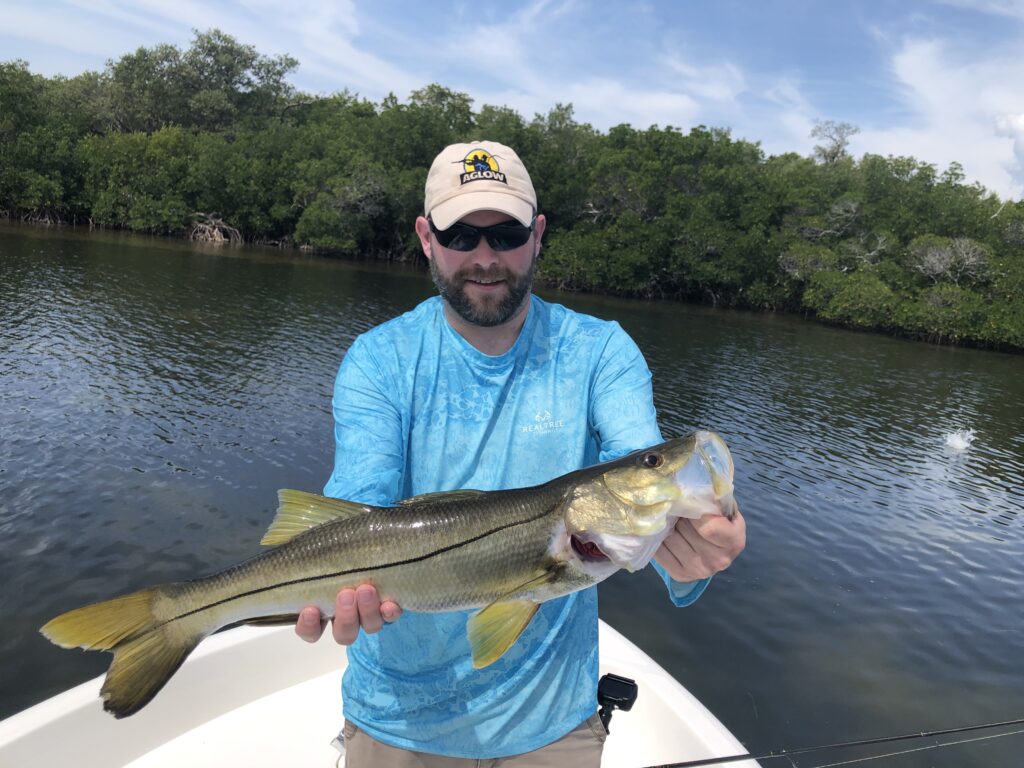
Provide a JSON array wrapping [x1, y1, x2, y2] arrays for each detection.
[[571, 534, 609, 562]]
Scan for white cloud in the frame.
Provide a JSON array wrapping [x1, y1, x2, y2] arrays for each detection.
[[663, 56, 747, 105], [850, 35, 1024, 198], [563, 79, 700, 129], [995, 113, 1024, 186], [429, 3, 742, 132], [760, 77, 819, 146], [64, 0, 177, 36], [995, 113, 1024, 133], [934, 0, 1024, 20], [0, 6, 137, 59]]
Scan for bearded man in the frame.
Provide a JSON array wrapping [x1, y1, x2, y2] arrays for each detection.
[[295, 141, 746, 767]]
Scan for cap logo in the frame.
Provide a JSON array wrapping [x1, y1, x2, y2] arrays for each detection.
[[458, 149, 507, 185]]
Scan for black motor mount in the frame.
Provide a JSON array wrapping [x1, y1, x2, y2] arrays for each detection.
[[597, 673, 639, 733]]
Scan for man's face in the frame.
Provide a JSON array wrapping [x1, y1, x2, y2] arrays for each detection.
[[426, 210, 540, 328]]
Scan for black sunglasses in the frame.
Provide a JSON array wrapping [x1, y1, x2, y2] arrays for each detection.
[[429, 216, 536, 252]]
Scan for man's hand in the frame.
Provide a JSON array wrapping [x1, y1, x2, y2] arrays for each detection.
[[295, 584, 402, 645], [654, 504, 746, 582]]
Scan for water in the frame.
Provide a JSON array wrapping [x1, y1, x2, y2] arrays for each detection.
[[2, 221, 1022, 766]]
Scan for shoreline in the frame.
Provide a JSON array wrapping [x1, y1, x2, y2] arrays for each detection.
[[2, 216, 1020, 355]]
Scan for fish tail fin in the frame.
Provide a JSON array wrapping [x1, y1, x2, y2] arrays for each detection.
[[41, 586, 206, 718], [42, 587, 166, 651], [100, 621, 203, 718]]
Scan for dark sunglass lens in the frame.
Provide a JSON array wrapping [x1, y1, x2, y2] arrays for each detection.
[[432, 219, 533, 251], [434, 223, 481, 251], [486, 225, 532, 251]]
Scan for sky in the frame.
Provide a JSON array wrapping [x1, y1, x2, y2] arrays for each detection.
[[3, 0, 1024, 200]]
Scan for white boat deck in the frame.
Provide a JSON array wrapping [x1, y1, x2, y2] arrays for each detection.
[[0, 621, 757, 768]]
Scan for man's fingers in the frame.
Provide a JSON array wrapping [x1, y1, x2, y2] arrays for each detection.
[[332, 589, 361, 645], [355, 584, 384, 635], [298, 587, 403, 646], [689, 507, 746, 555], [655, 528, 698, 580], [655, 506, 747, 581], [295, 605, 327, 643], [381, 600, 402, 623]]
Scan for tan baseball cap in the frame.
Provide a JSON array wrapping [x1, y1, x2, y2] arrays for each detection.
[[424, 141, 537, 229]]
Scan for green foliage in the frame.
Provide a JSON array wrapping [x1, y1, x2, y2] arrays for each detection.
[[78, 128, 192, 232], [895, 284, 992, 344], [804, 270, 898, 329], [3, 34, 1023, 350], [0, 61, 83, 219], [295, 161, 395, 252], [103, 30, 298, 133]]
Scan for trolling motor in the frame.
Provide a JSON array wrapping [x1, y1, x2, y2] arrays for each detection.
[[597, 673, 638, 733]]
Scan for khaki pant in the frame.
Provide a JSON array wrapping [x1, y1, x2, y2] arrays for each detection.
[[341, 713, 607, 768]]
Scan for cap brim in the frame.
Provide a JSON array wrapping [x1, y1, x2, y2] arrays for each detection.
[[430, 192, 534, 230]]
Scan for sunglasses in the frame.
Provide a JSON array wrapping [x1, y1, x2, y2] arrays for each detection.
[[429, 217, 536, 252]]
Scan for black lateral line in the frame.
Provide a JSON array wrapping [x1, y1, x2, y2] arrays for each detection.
[[167, 500, 555, 624]]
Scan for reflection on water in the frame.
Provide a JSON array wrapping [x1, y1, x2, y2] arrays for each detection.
[[1, 221, 1022, 766]]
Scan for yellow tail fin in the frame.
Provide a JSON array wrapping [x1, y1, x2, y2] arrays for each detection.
[[41, 587, 205, 718], [42, 588, 162, 651]]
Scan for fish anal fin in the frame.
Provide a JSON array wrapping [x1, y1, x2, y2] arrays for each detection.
[[261, 490, 371, 546], [398, 489, 486, 506], [467, 599, 539, 669]]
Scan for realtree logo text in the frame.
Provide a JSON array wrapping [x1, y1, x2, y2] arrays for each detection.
[[460, 149, 507, 185], [521, 409, 564, 434]]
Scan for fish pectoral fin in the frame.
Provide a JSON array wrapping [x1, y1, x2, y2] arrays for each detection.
[[261, 490, 372, 546], [467, 599, 539, 669], [466, 570, 557, 668], [397, 489, 487, 506]]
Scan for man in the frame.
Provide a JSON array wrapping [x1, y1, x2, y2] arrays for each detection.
[[295, 141, 746, 766]]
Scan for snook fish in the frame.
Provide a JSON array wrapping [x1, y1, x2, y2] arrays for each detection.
[[41, 430, 736, 718]]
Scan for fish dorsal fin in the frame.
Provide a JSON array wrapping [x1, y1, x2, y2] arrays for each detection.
[[467, 600, 539, 669], [398, 489, 487, 506], [261, 490, 371, 546]]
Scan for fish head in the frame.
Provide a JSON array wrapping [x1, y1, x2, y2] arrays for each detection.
[[566, 431, 736, 573]]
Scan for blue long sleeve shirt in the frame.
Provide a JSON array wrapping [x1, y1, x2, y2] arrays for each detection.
[[323, 295, 707, 758]]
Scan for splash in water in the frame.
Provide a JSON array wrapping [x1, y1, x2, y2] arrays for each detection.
[[944, 428, 976, 452]]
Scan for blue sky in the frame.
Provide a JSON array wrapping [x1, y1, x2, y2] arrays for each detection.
[[3, 0, 1024, 199]]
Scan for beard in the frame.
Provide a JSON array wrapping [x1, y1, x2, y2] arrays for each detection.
[[430, 256, 536, 328]]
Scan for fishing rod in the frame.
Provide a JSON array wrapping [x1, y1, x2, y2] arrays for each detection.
[[644, 716, 1024, 768]]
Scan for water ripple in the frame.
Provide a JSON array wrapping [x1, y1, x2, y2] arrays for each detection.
[[2, 225, 1022, 766]]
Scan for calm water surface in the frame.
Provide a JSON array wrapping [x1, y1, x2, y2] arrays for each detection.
[[1, 221, 1022, 766]]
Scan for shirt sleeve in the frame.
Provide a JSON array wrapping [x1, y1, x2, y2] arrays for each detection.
[[589, 323, 711, 607], [323, 336, 405, 506], [652, 562, 711, 607], [588, 323, 662, 462]]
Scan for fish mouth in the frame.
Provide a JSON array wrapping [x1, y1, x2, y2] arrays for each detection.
[[571, 535, 609, 562]]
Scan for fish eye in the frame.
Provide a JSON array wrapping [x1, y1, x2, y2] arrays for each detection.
[[641, 452, 664, 469]]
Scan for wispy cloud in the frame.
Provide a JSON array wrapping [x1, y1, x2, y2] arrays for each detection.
[[1, 6, 135, 59], [852, 34, 1024, 196], [934, 0, 1024, 20], [663, 56, 747, 105]]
